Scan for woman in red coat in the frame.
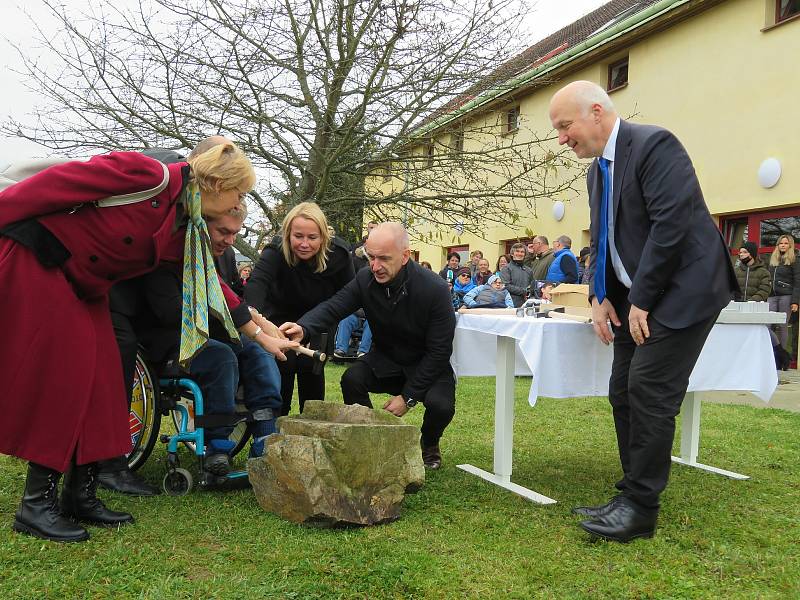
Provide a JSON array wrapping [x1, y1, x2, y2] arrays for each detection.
[[0, 143, 296, 542]]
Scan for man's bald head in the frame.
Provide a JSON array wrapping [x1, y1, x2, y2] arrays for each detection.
[[369, 222, 410, 251], [551, 81, 616, 115], [188, 135, 231, 159], [365, 222, 411, 284], [549, 80, 618, 159]]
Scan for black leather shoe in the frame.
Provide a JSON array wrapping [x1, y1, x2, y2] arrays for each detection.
[[13, 462, 89, 543], [580, 497, 657, 543], [97, 455, 160, 496], [571, 495, 623, 518], [62, 463, 135, 527], [421, 444, 442, 470]]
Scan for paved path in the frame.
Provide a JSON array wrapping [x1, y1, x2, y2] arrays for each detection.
[[697, 369, 800, 413]]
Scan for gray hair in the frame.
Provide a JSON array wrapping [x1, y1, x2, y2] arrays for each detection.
[[534, 235, 549, 245], [188, 135, 231, 160], [570, 80, 615, 115], [557, 235, 572, 248]]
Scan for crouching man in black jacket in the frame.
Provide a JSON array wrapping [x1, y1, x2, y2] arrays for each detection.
[[280, 222, 456, 469]]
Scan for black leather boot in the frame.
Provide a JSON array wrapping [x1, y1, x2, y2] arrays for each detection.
[[97, 455, 160, 496], [61, 462, 135, 527], [421, 441, 442, 470], [13, 462, 89, 542]]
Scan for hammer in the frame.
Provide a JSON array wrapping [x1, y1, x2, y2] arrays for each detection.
[[294, 345, 327, 363], [293, 332, 329, 375]]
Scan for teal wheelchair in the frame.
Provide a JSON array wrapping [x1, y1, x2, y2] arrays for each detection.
[[126, 349, 253, 495]]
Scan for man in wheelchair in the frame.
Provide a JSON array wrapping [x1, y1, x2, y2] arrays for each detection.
[[106, 200, 283, 489], [143, 202, 283, 473]]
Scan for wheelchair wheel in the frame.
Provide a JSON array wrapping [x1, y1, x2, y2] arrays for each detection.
[[170, 399, 253, 458], [127, 349, 162, 471], [163, 468, 193, 496]]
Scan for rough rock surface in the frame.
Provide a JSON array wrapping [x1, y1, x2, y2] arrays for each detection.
[[248, 401, 425, 526]]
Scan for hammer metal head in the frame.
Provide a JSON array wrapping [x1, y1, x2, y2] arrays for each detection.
[[312, 332, 329, 375]]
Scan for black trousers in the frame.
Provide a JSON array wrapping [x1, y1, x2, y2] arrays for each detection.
[[111, 311, 138, 407], [339, 360, 456, 447], [608, 302, 718, 508], [277, 352, 324, 416]]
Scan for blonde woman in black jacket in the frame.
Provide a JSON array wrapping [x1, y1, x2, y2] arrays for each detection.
[[767, 235, 800, 353], [245, 202, 354, 415]]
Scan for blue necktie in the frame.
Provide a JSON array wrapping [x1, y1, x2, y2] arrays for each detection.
[[595, 157, 611, 304]]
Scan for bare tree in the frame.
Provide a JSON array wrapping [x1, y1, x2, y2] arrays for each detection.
[[4, 0, 583, 256]]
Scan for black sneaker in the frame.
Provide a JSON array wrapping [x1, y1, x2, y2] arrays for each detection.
[[204, 452, 231, 476]]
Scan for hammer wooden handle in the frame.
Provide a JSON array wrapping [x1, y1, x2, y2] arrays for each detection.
[[294, 345, 327, 362]]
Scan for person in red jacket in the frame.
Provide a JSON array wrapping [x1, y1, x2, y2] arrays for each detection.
[[0, 143, 296, 542]]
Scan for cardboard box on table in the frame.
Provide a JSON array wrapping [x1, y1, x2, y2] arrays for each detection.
[[548, 284, 590, 308]]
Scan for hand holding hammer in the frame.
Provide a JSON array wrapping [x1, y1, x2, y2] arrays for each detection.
[[279, 322, 327, 365]]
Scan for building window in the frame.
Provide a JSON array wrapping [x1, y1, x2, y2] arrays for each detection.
[[722, 217, 748, 255], [444, 244, 469, 271], [503, 237, 535, 255], [760, 216, 800, 247], [506, 106, 520, 134], [425, 142, 434, 168], [777, 0, 800, 22], [607, 57, 629, 91], [719, 207, 800, 256]]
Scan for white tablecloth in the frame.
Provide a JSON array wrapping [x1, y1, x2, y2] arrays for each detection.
[[452, 314, 777, 405]]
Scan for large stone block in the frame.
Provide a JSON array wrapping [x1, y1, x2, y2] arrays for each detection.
[[248, 401, 424, 526]]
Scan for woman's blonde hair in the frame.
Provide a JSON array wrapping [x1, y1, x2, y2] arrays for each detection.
[[281, 202, 332, 273], [188, 142, 256, 194], [769, 234, 796, 267]]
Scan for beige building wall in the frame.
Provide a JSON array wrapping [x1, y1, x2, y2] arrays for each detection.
[[394, 0, 800, 270]]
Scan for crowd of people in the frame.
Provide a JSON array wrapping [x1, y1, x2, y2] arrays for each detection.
[[436, 236, 591, 310], [0, 81, 797, 548]]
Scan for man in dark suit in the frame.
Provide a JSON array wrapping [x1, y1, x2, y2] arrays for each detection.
[[280, 222, 456, 470], [549, 81, 737, 542]]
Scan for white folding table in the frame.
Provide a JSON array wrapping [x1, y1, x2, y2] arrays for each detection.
[[451, 313, 779, 504]]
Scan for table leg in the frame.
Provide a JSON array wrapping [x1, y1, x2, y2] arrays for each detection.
[[671, 392, 749, 480], [493, 334, 516, 478], [457, 335, 557, 504]]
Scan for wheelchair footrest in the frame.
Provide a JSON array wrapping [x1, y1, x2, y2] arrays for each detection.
[[194, 414, 249, 428]]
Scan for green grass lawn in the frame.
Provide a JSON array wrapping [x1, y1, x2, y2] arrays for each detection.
[[1, 363, 799, 599]]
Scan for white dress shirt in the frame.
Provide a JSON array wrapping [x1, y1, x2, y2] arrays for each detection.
[[601, 117, 633, 289]]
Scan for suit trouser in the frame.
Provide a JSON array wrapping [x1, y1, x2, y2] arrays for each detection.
[[609, 303, 717, 508], [111, 311, 138, 407], [339, 360, 456, 447]]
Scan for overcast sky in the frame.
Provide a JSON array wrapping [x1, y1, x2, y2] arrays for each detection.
[[0, 0, 608, 166]]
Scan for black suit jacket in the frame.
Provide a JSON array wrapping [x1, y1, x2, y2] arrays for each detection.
[[587, 120, 736, 329]]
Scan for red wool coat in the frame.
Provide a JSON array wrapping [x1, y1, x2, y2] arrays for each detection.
[[0, 152, 243, 472]]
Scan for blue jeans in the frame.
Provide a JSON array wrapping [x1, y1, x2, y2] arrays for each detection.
[[189, 336, 282, 448], [335, 314, 372, 354]]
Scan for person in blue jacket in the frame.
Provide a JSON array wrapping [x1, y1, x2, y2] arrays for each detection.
[[463, 274, 514, 308], [545, 235, 579, 283], [452, 267, 477, 308]]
